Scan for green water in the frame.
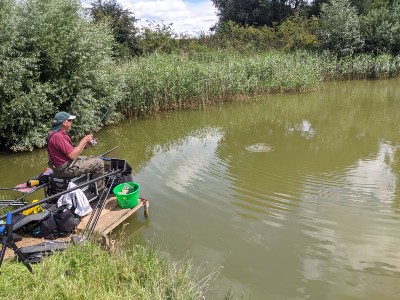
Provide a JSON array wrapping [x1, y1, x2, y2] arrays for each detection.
[[2, 78, 400, 299]]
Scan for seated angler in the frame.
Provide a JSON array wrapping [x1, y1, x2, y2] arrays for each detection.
[[47, 111, 104, 190]]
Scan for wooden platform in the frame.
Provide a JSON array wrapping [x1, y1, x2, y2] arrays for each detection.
[[4, 197, 149, 260]]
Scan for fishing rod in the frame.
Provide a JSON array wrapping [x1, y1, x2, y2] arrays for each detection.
[[0, 183, 48, 212], [73, 173, 118, 244], [0, 146, 117, 192], [0, 200, 28, 206], [69, 104, 116, 168], [0, 187, 30, 192], [0, 147, 119, 211], [98, 146, 119, 158], [0, 169, 121, 221]]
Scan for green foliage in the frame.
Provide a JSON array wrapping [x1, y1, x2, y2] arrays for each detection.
[[210, 21, 276, 50], [212, 0, 308, 29], [361, 0, 400, 54], [199, 17, 318, 52], [0, 0, 123, 151], [138, 21, 179, 55], [89, 0, 141, 57], [275, 15, 319, 50], [318, 0, 364, 55], [306, 0, 382, 17]]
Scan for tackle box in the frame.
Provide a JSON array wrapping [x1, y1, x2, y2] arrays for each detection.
[[45, 174, 98, 202]]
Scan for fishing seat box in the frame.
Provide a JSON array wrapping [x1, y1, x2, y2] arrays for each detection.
[[45, 174, 98, 203]]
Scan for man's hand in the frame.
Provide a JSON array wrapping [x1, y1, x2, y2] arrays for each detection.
[[67, 134, 94, 160], [83, 134, 94, 148]]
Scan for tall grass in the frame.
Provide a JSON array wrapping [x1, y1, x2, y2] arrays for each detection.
[[119, 51, 322, 115], [320, 52, 400, 80], [117, 50, 400, 117], [0, 241, 216, 299]]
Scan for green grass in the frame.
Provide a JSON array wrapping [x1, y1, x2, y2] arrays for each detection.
[[0, 241, 216, 300]]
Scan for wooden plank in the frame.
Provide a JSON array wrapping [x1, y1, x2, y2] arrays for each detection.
[[76, 196, 119, 231], [96, 200, 144, 236]]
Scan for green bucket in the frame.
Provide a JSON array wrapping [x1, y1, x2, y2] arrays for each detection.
[[113, 182, 140, 209]]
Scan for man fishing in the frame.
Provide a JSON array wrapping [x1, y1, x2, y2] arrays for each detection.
[[47, 111, 104, 190]]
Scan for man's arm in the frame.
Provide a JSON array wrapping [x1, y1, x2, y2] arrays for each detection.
[[67, 134, 93, 160]]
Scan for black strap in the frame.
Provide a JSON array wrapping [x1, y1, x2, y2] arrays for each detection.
[[47, 131, 57, 166]]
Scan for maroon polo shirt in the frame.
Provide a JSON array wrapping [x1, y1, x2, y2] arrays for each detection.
[[48, 130, 74, 167]]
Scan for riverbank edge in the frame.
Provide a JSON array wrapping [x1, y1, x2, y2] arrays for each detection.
[[0, 239, 216, 299]]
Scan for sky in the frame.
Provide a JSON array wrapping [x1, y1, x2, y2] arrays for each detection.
[[118, 0, 219, 35]]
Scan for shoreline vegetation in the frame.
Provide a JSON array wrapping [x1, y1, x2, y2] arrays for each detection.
[[0, 240, 218, 299], [119, 51, 400, 117], [1, 0, 400, 152]]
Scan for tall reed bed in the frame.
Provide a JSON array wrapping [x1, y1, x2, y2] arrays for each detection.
[[320, 52, 400, 80], [118, 50, 400, 116], [119, 51, 322, 115]]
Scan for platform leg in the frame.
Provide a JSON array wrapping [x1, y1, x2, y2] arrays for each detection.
[[142, 199, 149, 216]]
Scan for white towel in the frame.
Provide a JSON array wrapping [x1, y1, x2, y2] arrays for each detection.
[[57, 182, 92, 217]]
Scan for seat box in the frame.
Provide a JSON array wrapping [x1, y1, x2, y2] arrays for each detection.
[[46, 174, 98, 202]]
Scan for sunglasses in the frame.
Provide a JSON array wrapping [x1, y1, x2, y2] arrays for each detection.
[[66, 119, 73, 122]]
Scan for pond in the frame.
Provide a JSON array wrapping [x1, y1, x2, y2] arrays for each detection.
[[1, 78, 400, 299]]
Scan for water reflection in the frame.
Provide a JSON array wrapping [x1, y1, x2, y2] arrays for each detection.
[[150, 128, 224, 193], [345, 142, 397, 204]]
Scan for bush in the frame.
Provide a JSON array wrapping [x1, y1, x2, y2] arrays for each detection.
[[138, 21, 179, 55], [0, 0, 123, 151], [318, 0, 364, 56], [361, 1, 400, 54], [275, 14, 319, 50]]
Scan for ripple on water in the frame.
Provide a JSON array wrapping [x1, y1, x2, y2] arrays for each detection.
[[245, 143, 274, 153]]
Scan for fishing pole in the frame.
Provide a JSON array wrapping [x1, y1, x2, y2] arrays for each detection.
[[0, 200, 27, 206], [0, 183, 48, 212], [69, 103, 116, 168], [0, 187, 30, 192], [0, 169, 121, 221], [98, 146, 119, 158]]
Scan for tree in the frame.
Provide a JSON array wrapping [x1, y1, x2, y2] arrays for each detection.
[[318, 0, 364, 55], [361, 0, 400, 54], [89, 0, 141, 57], [307, 0, 383, 17], [212, 0, 308, 29]]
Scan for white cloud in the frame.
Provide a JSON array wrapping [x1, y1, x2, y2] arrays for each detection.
[[119, 0, 218, 35]]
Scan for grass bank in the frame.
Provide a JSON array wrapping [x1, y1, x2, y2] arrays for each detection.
[[0, 241, 214, 300]]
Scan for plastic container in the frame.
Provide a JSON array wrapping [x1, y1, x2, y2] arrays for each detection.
[[113, 182, 140, 209]]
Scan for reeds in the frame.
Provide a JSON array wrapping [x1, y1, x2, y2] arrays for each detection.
[[119, 51, 322, 116], [118, 50, 400, 117], [321, 52, 400, 80]]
